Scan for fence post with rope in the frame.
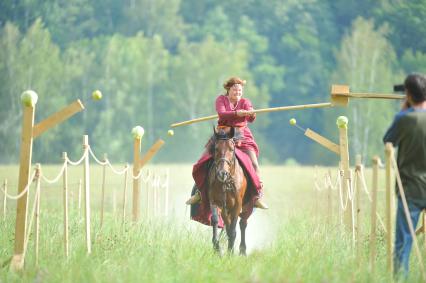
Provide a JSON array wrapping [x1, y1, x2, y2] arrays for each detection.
[[370, 155, 380, 274], [62, 152, 69, 258], [2, 179, 7, 221], [83, 135, 91, 254], [385, 142, 394, 273], [34, 163, 41, 265], [355, 154, 362, 260], [337, 116, 354, 238], [100, 153, 107, 227]]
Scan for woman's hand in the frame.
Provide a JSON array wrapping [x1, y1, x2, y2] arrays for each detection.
[[236, 110, 255, 117]]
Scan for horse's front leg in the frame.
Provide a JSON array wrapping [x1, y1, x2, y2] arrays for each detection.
[[239, 218, 247, 256], [227, 217, 238, 253], [210, 204, 220, 252]]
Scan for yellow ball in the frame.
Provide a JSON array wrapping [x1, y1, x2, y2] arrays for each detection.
[[131, 126, 144, 139], [289, 118, 297, 126], [92, 90, 102, 101], [336, 116, 349, 129], [21, 90, 38, 107], [167, 129, 174, 136]]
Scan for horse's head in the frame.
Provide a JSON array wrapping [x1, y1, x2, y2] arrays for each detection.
[[212, 127, 236, 183]]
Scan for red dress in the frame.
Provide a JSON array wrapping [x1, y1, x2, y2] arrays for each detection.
[[190, 95, 262, 227], [215, 95, 259, 156]]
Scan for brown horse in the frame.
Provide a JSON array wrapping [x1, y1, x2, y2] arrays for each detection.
[[208, 127, 248, 255]]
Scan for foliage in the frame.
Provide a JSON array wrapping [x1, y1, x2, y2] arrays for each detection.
[[0, 0, 425, 164]]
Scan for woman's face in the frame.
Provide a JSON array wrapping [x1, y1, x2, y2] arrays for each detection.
[[228, 84, 243, 101]]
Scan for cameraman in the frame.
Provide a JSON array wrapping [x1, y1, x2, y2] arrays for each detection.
[[383, 73, 426, 276]]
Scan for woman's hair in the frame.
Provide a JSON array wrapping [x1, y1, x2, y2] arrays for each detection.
[[223, 77, 246, 93], [405, 73, 426, 103]]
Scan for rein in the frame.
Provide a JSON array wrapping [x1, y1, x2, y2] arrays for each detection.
[[212, 138, 238, 216]]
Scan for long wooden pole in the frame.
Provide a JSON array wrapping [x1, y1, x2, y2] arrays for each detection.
[[170, 102, 333, 128], [385, 143, 394, 273]]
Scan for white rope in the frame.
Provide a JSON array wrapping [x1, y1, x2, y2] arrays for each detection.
[[325, 170, 342, 191], [22, 182, 40, 258], [105, 159, 128, 175], [0, 170, 36, 200], [66, 148, 88, 166], [357, 168, 387, 233], [337, 173, 350, 211], [40, 162, 67, 184], [88, 146, 108, 166], [131, 167, 145, 180], [140, 169, 152, 183]]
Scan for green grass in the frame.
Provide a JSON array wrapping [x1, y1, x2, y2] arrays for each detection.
[[0, 164, 424, 282]]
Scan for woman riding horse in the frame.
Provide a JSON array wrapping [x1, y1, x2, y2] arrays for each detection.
[[186, 76, 268, 210]]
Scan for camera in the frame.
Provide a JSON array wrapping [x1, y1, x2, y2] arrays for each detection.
[[393, 84, 405, 92]]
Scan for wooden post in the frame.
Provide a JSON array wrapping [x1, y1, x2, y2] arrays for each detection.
[[100, 154, 107, 228], [3, 179, 7, 221], [83, 135, 91, 254], [34, 164, 41, 265], [327, 170, 333, 225], [112, 187, 117, 216], [355, 155, 362, 260], [78, 179, 82, 217], [338, 120, 353, 236], [370, 156, 379, 273], [164, 169, 169, 216], [385, 143, 394, 273], [132, 138, 142, 222], [62, 152, 69, 258], [11, 104, 35, 271], [122, 164, 129, 224]]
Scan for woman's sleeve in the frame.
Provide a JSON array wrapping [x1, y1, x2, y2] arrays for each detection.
[[244, 99, 256, 123], [216, 96, 236, 119]]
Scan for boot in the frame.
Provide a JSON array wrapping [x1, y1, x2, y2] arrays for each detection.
[[185, 190, 201, 205], [254, 198, 269, 209], [255, 181, 268, 209]]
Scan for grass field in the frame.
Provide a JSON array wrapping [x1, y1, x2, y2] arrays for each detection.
[[0, 164, 424, 282]]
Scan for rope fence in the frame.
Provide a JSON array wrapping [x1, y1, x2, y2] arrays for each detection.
[[1, 135, 170, 267]]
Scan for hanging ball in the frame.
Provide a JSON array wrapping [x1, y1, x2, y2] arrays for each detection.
[[92, 90, 103, 101], [21, 90, 38, 107], [167, 129, 174, 136], [336, 116, 349, 129], [131, 126, 145, 139], [289, 118, 297, 126]]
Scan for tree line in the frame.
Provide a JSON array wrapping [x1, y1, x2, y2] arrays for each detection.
[[0, 0, 425, 165]]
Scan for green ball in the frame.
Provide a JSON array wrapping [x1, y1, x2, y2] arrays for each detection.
[[289, 118, 297, 126], [21, 90, 38, 107], [336, 116, 349, 129], [131, 126, 144, 139], [167, 129, 174, 136], [92, 90, 102, 101]]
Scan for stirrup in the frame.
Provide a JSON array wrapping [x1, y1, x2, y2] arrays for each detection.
[[254, 199, 268, 209], [185, 191, 201, 205]]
